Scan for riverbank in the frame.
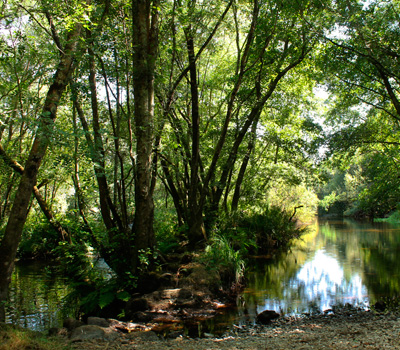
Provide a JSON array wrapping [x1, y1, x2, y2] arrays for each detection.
[[69, 309, 400, 349], [3, 307, 400, 349]]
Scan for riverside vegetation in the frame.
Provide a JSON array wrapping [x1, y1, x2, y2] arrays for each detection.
[[1, 0, 400, 345]]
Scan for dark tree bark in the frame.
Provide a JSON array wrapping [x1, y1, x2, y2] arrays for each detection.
[[131, 0, 160, 267], [0, 23, 82, 322], [185, 24, 206, 247], [71, 104, 93, 237]]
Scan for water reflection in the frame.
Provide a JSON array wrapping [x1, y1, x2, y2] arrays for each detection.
[[6, 218, 400, 333], [6, 261, 72, 331], [240, 218, 400, 321]]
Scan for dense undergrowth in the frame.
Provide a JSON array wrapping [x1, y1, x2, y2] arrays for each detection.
[[7, 203, 309, 320]]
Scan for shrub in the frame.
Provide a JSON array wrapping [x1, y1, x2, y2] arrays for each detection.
[[224, 205, 307, 255], [198, 235, 245, 288], [17, 222, 59, 260], [55, 241, 133, 318]]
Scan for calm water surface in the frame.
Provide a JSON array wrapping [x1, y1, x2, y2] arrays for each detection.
[[237, 218, 400, 323], [6, 218, 400, 332], [5, 261, 72, 331]]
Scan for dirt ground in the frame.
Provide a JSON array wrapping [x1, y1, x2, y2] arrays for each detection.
[[70, 308, 400, 350]]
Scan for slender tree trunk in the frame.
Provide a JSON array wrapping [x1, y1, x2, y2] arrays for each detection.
[[231, 118, 258, 211], [210, 52, 308, 211], [131, 0, 159, 267], [0, 23, 82, 322], [72, 104, 93, 236]]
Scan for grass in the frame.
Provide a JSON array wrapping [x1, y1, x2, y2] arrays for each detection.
[[374, 211, 400, 224], [0, 323, 71, 350]]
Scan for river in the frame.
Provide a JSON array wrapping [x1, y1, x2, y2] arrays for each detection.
[[5, 218, 400, 332], [238, 218, 400, 320]]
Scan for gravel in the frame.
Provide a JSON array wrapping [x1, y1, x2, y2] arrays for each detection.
[[70, 308, 400, 350]]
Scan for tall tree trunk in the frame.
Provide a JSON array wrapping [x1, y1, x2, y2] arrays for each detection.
[[186, 26, 205, 247], [131, 0, 159, 268], [0, 23, 82, 322]]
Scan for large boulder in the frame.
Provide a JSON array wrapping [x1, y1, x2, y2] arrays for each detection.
[[128, 330, 159, 341]]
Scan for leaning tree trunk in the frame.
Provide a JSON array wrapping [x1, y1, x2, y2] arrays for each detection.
[[0, 23, 82, 322], [131, 0, 159, 269], [0, 144, 71, 242], [231, 116, 259, 212]]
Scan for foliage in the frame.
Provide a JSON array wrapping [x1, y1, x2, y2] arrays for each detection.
[[266, 181, 319, 222], [375, 211, 400, 225], [318, 148, 400, 219], [222, 205, 307, 255], [17, 222, 59, 260], [54, 241, 133, 317], [314, 0, 400, 219], [64, 276, 131, 317], [2, 0, 400, 325], [197, 234, 245, 288], [153, 195, 182, 255]]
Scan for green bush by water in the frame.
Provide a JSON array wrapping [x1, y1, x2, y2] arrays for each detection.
[[17, 222, 60, 260], [222, 205, 307, 255], [375, 210, 400, 224], [198, 234, 245, 288]]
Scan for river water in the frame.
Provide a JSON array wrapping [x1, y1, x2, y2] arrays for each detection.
[[5, 218, 400, 332], [238, 218, 400, 321]]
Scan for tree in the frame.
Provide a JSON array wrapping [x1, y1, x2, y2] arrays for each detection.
[[317, 0, 400, 217], [131, 0, 160, 267], [158, 0, 326, 246], [0, 1, 83, 322]]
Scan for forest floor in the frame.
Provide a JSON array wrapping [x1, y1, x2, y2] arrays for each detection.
[[67, 308, 400, 350]]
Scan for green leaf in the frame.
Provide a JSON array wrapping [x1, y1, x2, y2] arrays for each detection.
[[98, 291, 115, 309], [116, 291, 131, 302]]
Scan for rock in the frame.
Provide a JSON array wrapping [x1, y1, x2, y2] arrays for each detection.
[[131, 311, 155, 322], [87, 316, 109, 328], [108, 318, 146, 332], [63, 318, 85, 331], [125, 297, 149, 317], [374, 301, 386, 312], [128, 330, 159, 341], [167, 331, 182, 339], [70, 325, 118, 342], [256, 310, 280, 324], [48, 327, 68, 336], [159, 273, 175, 288], [178, 288, 193, 299], [175, 299, 201, 309]]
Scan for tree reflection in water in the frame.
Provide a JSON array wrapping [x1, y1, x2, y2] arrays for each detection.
[[6, 261, 72, 331], [239, 219, 400, 321], [5, 219, 400, 331]]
